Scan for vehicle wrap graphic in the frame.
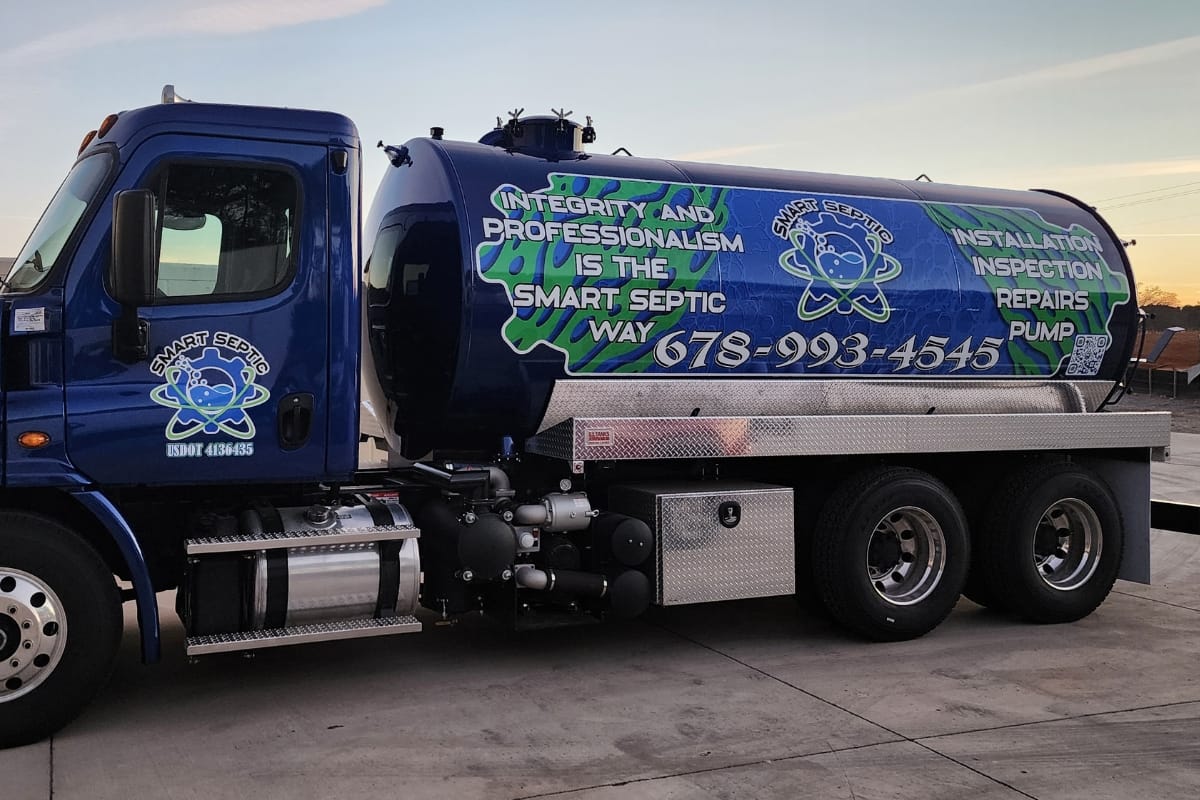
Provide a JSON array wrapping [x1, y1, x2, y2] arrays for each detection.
[[774, 201, 902, 323], [150, 331, 270, 457], [925, 203, 1130, 376], [476, 175, 1130, 377]]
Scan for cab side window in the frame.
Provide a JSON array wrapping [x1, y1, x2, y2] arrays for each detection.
[[155, 163, 297, 301]]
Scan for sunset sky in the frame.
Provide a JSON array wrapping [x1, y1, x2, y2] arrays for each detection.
[[1, 0, 1197, 302]]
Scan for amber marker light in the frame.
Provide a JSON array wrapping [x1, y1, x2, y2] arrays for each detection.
[[17, 431, 51, 449], [97, 113, 119, 138], [78, 130, 97, 154]]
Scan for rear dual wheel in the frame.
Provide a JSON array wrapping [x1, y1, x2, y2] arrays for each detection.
[[968, 463, 1123, 623], [812, 467, 969, 641]]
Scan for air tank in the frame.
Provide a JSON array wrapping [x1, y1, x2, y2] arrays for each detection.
[[364, 115, 1137, 458]]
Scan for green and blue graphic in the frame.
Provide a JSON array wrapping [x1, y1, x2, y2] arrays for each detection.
[[476, 174, 1131, 378], [477, 174, 733, 373], [925, 203, 1131, 376]]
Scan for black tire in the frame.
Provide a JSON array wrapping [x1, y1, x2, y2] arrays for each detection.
[[812, 467, 969, 641], [977, 463, 1123, 624], [963, 505, 1010, 612], [0, 512, 122, 748], [962, 567, 1009, 611], [793, 483, 828, 613]]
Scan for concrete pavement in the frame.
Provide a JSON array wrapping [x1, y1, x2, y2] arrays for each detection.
[[4, 435, 1200, 799], [1153, 431, 1200, 503]]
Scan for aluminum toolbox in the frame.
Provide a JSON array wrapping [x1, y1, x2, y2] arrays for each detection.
[[608, 482, 795, 606]]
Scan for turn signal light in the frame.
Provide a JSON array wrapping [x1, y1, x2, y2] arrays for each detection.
[[17, 431, 51, 449], [97, 113, 119, 138], [78, 130, 97, 154]]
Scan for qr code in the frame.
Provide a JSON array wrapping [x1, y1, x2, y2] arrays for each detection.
[[1065, 334, 1109, 376]]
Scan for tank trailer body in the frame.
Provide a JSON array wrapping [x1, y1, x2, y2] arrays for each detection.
[[0, 91, 1170, 746]]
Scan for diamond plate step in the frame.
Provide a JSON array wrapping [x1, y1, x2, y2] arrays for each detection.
[[185, 525, 419, 555], [186, 615, 422, 656]]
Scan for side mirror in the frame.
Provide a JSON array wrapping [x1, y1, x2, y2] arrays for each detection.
[[111, 189, 158, 307], [111, 190, 157, 363]]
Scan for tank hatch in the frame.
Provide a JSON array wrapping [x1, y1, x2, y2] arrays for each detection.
[[479, 108, 596, 159]]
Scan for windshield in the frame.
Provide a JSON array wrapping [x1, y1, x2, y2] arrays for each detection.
[[5, 152, 112, 292]]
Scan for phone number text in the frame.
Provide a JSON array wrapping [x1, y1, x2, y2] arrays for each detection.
[[652, 330, 1005, 372]]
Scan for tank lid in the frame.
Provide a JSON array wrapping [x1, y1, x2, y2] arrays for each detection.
[[479, 108, 596, 160]]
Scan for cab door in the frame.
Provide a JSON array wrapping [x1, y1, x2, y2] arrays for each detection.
[[65, 136, 331, 485]]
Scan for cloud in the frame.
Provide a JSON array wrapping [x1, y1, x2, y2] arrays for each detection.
[[1090, 159, 1200, 179], [176, 0, 387, 36], [969, 158, 1200, 188], [0, 0, 386, 64], [935, 34, 1200, 98], [849, 34, 1200, 123], [673, 34, 1200, 170]]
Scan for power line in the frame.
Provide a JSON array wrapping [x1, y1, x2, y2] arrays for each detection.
[[1102, 186, 1200, 210], [1094, 179, 1200, 203]]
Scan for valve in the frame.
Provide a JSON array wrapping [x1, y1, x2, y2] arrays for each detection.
[[503, 108, 525, 140], [550, 107, 574, 133], [376, 141, 411, 168]]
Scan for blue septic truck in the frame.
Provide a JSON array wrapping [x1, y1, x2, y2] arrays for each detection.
[[0, 87, 1170, 745]]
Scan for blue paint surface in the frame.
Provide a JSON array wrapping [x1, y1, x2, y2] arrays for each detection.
[[365, 135, 1138, 454], [59, 116, 359, 485]]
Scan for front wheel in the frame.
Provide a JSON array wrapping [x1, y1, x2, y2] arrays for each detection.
[[812, 467, 969, 641], [976, 463, 1123, 624], [0, 512, 122, 748]]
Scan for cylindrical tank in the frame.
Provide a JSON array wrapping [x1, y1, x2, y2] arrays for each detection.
[[364, 117, 1137, 457]]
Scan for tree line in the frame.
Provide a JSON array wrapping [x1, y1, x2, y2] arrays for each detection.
[[1136, 285, 1198, 330]]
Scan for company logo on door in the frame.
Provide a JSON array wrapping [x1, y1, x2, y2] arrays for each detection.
[[150, 331, 270, 458]]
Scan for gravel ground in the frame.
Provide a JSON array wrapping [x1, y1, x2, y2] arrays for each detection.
[[1112, 387, 1200, 433]]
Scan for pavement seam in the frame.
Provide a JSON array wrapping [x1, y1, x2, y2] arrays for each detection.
[[509, 739, 900, 799], [1111, 588, 1200, 614], [907, 741, 1039, 799], [647, 620, 908, 739], [914, 697, 1200, 742], [911, 700, 1200, 800], [645, 621, 1041, 799], [48, 735, 54, 800]]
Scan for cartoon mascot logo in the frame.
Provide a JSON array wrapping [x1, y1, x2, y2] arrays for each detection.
[[773, 199, 902, 323], [150, 332, 271, 441]]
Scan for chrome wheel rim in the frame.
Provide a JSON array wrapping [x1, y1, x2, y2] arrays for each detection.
[[0, 568, 68, 703], [1034, 498, 1101, 591], [866, 506, 946, 606]]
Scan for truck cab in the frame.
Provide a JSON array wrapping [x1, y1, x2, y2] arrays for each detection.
[[0, 97, 388, 746], [5, 99, 362, 491]]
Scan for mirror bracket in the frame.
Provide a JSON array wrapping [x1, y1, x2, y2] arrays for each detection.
[[113, 312, 149, 364]]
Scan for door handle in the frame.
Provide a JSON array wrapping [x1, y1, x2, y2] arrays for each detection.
[[277, 393, 314, 450]]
